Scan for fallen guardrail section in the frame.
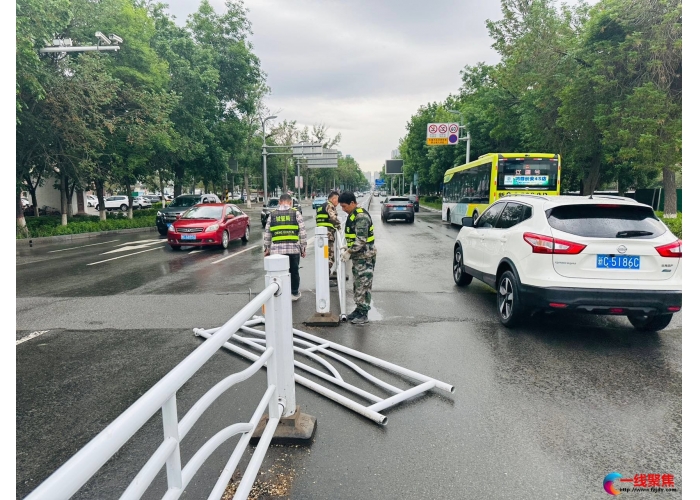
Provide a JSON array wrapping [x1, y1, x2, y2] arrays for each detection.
[[26, 255, 306, 500], [194, 316, 455, 425]]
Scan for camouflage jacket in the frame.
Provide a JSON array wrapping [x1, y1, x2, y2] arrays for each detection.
[[348, 210, 377, 259]]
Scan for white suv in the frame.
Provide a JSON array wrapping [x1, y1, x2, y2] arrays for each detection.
[[452, 195, 681, 331], [98, 195, 130, 211]]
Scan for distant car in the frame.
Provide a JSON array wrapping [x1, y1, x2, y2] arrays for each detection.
[[144, 195, 163, 204], [408, 194, 420, 212], [452, 195, 681, 330], [21, 197, 31, 209], [84, 194, 98, 208], [312, 196, 328, 210], [96, 195, 130, 212], [156, 193, 222, 236], [168, 203, 250, 250], [134, 196, 152, 209], [373, 191, 379, 197], [261, 197, 302, 228], [380, 196, 415, 223]]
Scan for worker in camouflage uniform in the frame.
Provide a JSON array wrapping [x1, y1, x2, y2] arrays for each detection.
[[339, 191, 376, 325], [315, 191, 342, 278]]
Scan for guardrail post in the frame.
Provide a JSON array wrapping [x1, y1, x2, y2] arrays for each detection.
[[252, 255, 317, 444], [305, 227, 339, 326], [336, 230, 348, 321], [162, 394, 183, 492]]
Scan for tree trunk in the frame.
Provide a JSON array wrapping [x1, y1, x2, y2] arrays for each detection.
[[126, 182, 133, 219], [581, 156, 601, 196], [663, 167, 677, 218], [244, 169, 252, 209], [60, 171, 68, 226], [159, 173, 166, 206], [96, 180, 107, 221], [66, 180, 75, 218], [17, 189, 28, 238], [173, 164, 184, 197], [76, 187, 86, 215]]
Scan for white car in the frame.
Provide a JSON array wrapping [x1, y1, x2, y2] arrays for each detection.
[[85, 194, 98, 207], [452, 195, 681, 331], [97, 195, 130, 211], [134, 196, 152, 209]]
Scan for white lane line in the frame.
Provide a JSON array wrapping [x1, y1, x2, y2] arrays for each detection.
[[100, 240, 165, 255], [116, 239, 162, 246], [17, 330, 50, 345], [189, 250, 204, 255], [87, 247, 161, 266], [211, 245, 259, 264], [48, 240, 119, 253]]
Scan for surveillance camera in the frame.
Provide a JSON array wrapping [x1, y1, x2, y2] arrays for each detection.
[[108, 34, 123, 44], [95, 31, 111, 44]]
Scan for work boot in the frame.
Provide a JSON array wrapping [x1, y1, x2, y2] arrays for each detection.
[[346, 309, 361, 321], [351, 314, 369, 325]]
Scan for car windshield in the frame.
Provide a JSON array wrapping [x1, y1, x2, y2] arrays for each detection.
[[389, 197, 410, 202], [546, 204, 667, 239], [181, 206, 222, 219], [170, 197, 200, 208], [267, 199, 279, 207]]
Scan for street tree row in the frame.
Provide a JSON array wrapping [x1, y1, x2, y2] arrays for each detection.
[[398, 0, 681, 216]]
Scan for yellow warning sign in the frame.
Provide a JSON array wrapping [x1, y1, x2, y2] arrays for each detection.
[[324, 245, 329, 259], [427, 137, 448, 145]]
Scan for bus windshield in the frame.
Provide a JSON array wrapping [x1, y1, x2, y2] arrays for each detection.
[[497, 157, 558, 191]]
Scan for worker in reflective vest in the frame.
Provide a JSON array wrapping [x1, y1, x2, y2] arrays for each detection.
[[338, 191, 376, 325], [264, 194, 307, 301], [315, 191, 342, 277]]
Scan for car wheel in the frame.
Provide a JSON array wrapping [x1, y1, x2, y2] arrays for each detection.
[[158, 227, 168, 236], [453, 246, 473, 286], [408, 217, 415, 223], [120, 204, 128, 211], [221, 230, 229, 249], [497, 270, 523, 327], [627, 313, 674, 332], [241, 225, 250, 242], [95, 205, 100, 211], [170, 245, 181, 250]]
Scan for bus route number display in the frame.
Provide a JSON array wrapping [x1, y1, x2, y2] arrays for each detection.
[[504, 175, 549, 186]]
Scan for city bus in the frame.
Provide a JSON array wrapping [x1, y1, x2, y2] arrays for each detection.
[[442, 153, 561, 224]]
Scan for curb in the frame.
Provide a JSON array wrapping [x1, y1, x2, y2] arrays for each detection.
[[420, 205, 441, 213], [17, 226, 158, 248]]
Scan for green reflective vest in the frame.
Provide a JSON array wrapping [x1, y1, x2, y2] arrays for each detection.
[[345, 208, 375, 248], [270, 208, 299, 242], [316, 204, 335, 228]]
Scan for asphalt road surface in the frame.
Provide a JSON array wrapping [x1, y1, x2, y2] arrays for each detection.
[[16, 198, 682, 499]]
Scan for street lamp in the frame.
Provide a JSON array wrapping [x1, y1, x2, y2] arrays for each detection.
[[261, 114, 277, 204], [448, 109, 471, 163]]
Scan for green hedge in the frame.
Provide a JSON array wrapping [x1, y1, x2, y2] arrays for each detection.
[[19, 212, 156, 239], [657, 211, 682, 239]]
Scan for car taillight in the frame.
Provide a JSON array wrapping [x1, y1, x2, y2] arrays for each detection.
[[523, 232, 586, 254], [386, 204, 394, 207], [655, 240, 682, 258]]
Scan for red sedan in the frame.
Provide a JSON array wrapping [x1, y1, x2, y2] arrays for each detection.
[[167, 203, 250, 250]]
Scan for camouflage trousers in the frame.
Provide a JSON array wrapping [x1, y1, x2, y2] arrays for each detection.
[[328, 230, 336, 271], [351, 254, 376, 315]]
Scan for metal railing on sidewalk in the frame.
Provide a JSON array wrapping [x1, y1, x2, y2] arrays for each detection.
[[26, 255, 298, 500]]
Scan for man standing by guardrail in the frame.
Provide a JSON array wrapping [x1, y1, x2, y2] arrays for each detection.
[[316, 191, 342, 280], [264, 194, 307, 301], [339, 191, 376, 325]]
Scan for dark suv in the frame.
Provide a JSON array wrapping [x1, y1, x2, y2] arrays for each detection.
[[156, 194, 221, 235]]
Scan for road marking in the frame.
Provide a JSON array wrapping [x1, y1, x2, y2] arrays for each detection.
[[47, 240, 119, 253], [17, 330, 50, 345], [211, 245, 259, 264], [101, 240, 165, 255], [116, 239, 162, 246], [189, 250, 204, 255], [87, 247, 161, 266]]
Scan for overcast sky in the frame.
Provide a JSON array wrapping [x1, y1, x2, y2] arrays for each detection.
[[163, 0, 503, 173]]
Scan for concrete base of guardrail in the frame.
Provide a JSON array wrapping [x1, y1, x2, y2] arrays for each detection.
[[250, 406, 317, 445], [304, 312, 340, 327]]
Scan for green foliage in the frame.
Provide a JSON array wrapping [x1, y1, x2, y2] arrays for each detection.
[[656, 211, 682, 239], [20, 213, 156, 238]]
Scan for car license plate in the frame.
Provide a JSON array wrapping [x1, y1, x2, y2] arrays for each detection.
[[395, 207, 405, 211], [596, 255, 640, 269], [181, 234, 196, 240]]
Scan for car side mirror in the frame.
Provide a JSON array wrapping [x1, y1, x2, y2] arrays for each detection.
[[462, 217, 474, 228]]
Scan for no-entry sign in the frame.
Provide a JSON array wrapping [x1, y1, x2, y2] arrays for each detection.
[[426, 122, 459, 146]]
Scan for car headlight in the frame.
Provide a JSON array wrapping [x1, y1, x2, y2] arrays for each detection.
[[168, 225, 176, 232], [157, 211, 162, 217], [205, 224, 220, 232]]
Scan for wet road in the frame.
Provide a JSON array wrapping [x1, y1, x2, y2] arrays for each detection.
[[16, 198, 682, 499]]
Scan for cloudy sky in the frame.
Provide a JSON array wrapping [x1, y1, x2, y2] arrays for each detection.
[[164, 0, 504, 173]]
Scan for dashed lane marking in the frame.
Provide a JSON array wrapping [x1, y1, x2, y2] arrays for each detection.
[[87, 247, 161, 266], [101, 240, 165, 255], [47, 240, 119, 253], [211, 245, 259, 264], [17, 330, 50, 345]]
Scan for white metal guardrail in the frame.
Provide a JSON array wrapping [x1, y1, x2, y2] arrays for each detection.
[[195, 316, 455, 425], [26, 255, 297, 500]]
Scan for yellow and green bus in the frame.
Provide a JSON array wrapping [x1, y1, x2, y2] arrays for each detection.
[[441, 153, 561, 224]]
